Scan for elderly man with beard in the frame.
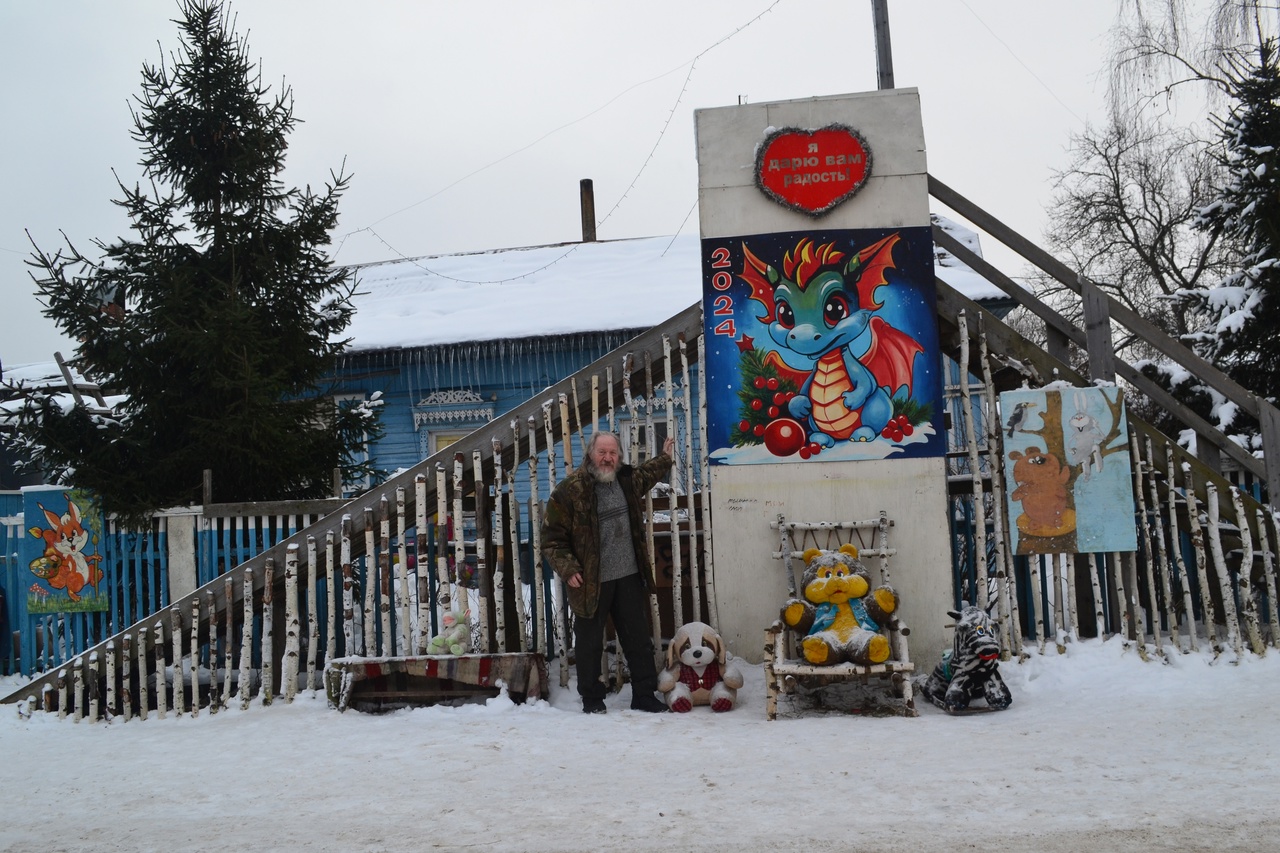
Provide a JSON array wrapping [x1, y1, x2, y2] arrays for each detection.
[[541, 430, 675, 714]]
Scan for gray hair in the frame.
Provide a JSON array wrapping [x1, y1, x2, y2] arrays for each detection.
[[585, 430, 622, 457]]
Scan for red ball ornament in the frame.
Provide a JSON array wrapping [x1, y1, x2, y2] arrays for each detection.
[[753, 423, 766, 437], [766, 377, 779, 390], [798, 447, 812, 460], [753, 376, 767, 389], [901, 422, 914, 437], [807, 442, 822, 456], [739, 420, 751, 433], [773, 392, 787, 405], [767, 406, 780, 418], [751, 399, 764, 411], [763, 418, 805, 457]]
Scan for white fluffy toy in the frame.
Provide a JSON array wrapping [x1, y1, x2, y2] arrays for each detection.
[[657, 621, 744, 712]]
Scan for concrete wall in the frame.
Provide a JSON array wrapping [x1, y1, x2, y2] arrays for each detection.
[[696, 90, 953, 667]]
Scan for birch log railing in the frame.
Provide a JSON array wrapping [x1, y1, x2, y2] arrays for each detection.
[[2, 303, 713, 720], [936, 281, 1280, 660], [8, 176, 1280, 722]]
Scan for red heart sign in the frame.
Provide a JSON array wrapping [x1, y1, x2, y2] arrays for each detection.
[[755, 125, 872, 216]]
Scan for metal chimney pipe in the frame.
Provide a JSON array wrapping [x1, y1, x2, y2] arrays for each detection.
[[580, 178, 597, 242]]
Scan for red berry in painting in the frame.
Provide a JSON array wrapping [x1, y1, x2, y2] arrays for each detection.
[[753, 424, 766, 437], [766, 378, 779, 390], [751, 399, 763, 410], [754, 377, 767, 389]]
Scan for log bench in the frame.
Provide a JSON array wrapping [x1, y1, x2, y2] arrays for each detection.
[[325, 652, 548, 713]]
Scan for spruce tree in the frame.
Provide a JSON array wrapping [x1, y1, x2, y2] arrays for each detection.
[[1189, 38, 1280, 411], [11, 0, 381, 519]]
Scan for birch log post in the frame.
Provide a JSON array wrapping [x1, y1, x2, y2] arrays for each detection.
[[606, 365, 616, 432], [663, 334, 684, 628], [327, 530, 338, 664], [1205, 484, 1243, 657], [205, 589, 218, 712], [240, 567, 254, 709], [591, 374, 600, 435], [978, 319, 1019, 652], [106, 640, 116, 721], [473, 449, 491, 653], [122, 635, 134, 721], [306, 536, 320, 692], [1182, 470, 1219, 650], [414, 475, 430, 654], [136, 630, 149, 721], [571, 377, 586, 462], [541, 405, 570, 687], [1166, 450, 1196, 652], [679, 333, 701, 624], [1131, 434, 1162, 655], [261, 558, 275, 707], [341, 516, 355, 659], [378, 497, 392, 656], [1258, 509, 1280, 648], [698, 332, 719, 629], [1229, 488, 1265, 656], [396, 487, 411, 656], [957, 312, 990, 610], [361, 509, 375, 655], [153, 621, 167, 718], [558, 393, 574, 476], [435, 464, 452, 621], [508, 423, 528, 652], [453, 453, 467, 623], [283, 544, 301, 703], [171, 606, 186, 715], [189, 596, 201, 716], [57, 668, 68, 720], [1145, 438, 1178, 649], [642, 349, 663, 664], [1028, 555, 1047, 655], [86, 654, 97, 722], [1085, 553, 1105, 639], [527, 415, 547, 656], [223, 574, 235, 702], [491, 438, 508, 654]]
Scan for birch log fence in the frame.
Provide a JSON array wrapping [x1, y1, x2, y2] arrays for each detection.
[[5, 177, 1280, 723], [3, 305, 715, 720]]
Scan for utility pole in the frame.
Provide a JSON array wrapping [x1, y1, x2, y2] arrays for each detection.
[[872, 0, 895, 90]]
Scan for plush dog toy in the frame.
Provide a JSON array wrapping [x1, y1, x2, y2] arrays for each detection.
[[780, 544, 898, 666], [918, 602, 1012, 714], [657, 621, 744, 712], [426, 609, 471, 656]]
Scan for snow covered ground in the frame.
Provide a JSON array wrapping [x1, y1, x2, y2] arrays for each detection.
[[1, 639, 1277, 852]]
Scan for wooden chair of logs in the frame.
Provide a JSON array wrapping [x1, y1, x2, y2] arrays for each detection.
[[763, 513, 916, 719]]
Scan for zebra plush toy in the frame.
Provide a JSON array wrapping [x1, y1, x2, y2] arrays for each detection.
[[919, 602, 1012, 714]]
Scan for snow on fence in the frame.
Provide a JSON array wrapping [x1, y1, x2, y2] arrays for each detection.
[[2, 312, 716, 720]]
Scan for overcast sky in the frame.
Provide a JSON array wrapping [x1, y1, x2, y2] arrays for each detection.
[[0, 0, 1118, 367]]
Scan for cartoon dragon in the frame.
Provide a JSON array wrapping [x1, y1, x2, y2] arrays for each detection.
[[740, 234, 922, 445]]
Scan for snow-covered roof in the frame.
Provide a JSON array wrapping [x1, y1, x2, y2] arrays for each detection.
[[343, 218, 997, 354]]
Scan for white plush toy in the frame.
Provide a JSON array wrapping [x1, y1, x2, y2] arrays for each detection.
[[657, 621, 744, 712], [426, 609, 471, 656]]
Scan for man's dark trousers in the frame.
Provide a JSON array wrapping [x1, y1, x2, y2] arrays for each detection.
[[574, 573, 658, 701]]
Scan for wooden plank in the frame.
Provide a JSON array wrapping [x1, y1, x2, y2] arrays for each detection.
[[930, 174, 1265, 421]]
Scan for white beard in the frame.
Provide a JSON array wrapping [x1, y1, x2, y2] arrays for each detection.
[[589, 464, 617, 483]]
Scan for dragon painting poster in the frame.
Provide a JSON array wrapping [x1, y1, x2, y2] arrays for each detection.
[[700, 226, 944, 465], [21, 487, 109, 614]]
